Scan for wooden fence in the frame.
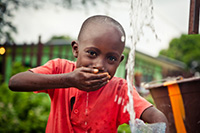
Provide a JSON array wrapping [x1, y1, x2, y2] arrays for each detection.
[[0, 37, 76, 82]]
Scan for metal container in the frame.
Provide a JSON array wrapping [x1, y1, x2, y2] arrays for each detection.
[[145, 77, 200, 133]]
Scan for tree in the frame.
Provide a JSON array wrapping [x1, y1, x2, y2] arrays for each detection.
[[0, 0, 108, 42], [0, 0, 44, 41], [0, 62, 50, 132], [159, 34, 200, 72]]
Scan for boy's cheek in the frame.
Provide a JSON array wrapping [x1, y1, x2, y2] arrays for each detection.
[[76, 58, 90, 68], [79, 58, 94, 68], [107, 67, 117, 78]]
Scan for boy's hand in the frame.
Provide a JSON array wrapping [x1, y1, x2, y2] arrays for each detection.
[[69, 67, 111, 91]]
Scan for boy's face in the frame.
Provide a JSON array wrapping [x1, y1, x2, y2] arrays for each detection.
[[72, 23, 125, 78]]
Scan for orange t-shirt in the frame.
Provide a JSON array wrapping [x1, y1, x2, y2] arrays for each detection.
[[31, 58, 152, 133]]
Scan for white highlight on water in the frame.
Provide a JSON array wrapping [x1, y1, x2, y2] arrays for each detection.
[[121, 35, 125, 42], [114, 95, 118, 102], [85, 92, 89, 115], [118, 96, 123, 104], [127, 0, 166, 132]]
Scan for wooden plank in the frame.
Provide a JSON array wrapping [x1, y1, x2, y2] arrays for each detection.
[[37, 36, 43, 66], [12, 42, 16, 62], [2, 42, 7, 82], [49, 45, 54, 60], [22, 43, 27, 65], [188, 0, 200, 34], [30, 43, 35, 67]]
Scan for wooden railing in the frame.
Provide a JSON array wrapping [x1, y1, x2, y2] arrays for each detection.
[[0, 37, 75, 82]]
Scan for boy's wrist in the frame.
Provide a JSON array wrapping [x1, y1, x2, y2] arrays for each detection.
[[62, 72, 75, 88]]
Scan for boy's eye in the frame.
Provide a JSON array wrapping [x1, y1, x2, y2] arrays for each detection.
[[108, 56, 117, 63], [87, 50, 97, 57]]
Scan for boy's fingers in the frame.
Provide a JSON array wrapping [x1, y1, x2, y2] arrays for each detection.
[[80, 67, 99, 74], [100, 72, 111, 78], [88, 72, 111, 80], [85, 80, 109, 92], [80, 67, 110, 79], [93, 69, 99, 74], [85, 76, 110, 87]]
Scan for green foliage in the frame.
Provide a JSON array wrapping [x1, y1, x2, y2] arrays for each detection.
[[144, 94, 155, 105], [0, 62, 50, 132], [118, 123, 131, 133], [11, 62, 30, 76], [159, 34, 200, 72]]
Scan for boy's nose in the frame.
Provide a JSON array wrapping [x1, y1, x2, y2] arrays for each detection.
[[93, 59, 105, 72]]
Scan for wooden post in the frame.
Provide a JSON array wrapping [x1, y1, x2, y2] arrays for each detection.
[[49, 44, 54, 60], [12, 42, 16, 62], [188, 0, 200, 34], [2, 42, 8, 82], [22, 43, 27, 65], [30, 43, 34, 67], [37, 36, 43, 66], [58, 45, 63, 58], [65, 47, 69, 59]]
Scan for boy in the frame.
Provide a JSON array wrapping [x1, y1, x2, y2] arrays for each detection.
[[9, 15, 168, 133]]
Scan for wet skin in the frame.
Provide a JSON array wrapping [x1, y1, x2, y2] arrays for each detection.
[[71, 23, 125, 91]]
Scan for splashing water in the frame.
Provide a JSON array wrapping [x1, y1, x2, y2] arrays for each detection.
[[126, 0, 166, 132]]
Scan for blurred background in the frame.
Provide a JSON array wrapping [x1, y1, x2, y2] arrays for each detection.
[[0, 0, 199, 132]]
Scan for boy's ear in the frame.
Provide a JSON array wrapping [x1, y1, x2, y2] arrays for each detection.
[[71, 41, 79, 58], [120, 54, 124, 63]]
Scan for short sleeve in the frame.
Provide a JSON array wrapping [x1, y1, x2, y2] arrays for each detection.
[[132, 86, 152, 118], [30, 59, 57, 74], [30, 59, 57, 94], [30, 58, 75, 94]]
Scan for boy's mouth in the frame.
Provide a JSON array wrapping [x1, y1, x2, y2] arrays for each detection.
[[93, 69, 99, 74], [93, 69, 111, 79], [93, 68, 104, 73]]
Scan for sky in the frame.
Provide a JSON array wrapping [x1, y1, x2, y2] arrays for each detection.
[[12, 0, 191, 57]]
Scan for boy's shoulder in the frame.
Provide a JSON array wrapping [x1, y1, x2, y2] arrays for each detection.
[[45, 58, 76, 68], [31, 58, 76, 74], [50, 58, 75, 64], [50, 58, 76, 72]]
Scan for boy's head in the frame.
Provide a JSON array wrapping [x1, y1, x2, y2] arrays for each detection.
[[72, 15, 126, 78]]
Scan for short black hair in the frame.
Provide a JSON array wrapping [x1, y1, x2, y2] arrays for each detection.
[[78, 15, 126, 42]]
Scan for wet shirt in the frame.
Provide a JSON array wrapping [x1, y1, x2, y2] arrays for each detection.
[[30, 58, 152, 133]]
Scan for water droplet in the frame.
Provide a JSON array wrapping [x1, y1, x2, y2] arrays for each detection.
[[114, 95, 118, 102]]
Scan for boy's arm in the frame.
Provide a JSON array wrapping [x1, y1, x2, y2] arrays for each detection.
[[9, 71, 73, 92], [140, 106, 169, 133], [9, 67, 110, 92]]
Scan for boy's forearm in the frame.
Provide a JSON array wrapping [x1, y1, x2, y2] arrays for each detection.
[[9, 71, 73, 92]]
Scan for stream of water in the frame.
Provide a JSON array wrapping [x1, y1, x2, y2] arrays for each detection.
[[127, 0, 166, 132]]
